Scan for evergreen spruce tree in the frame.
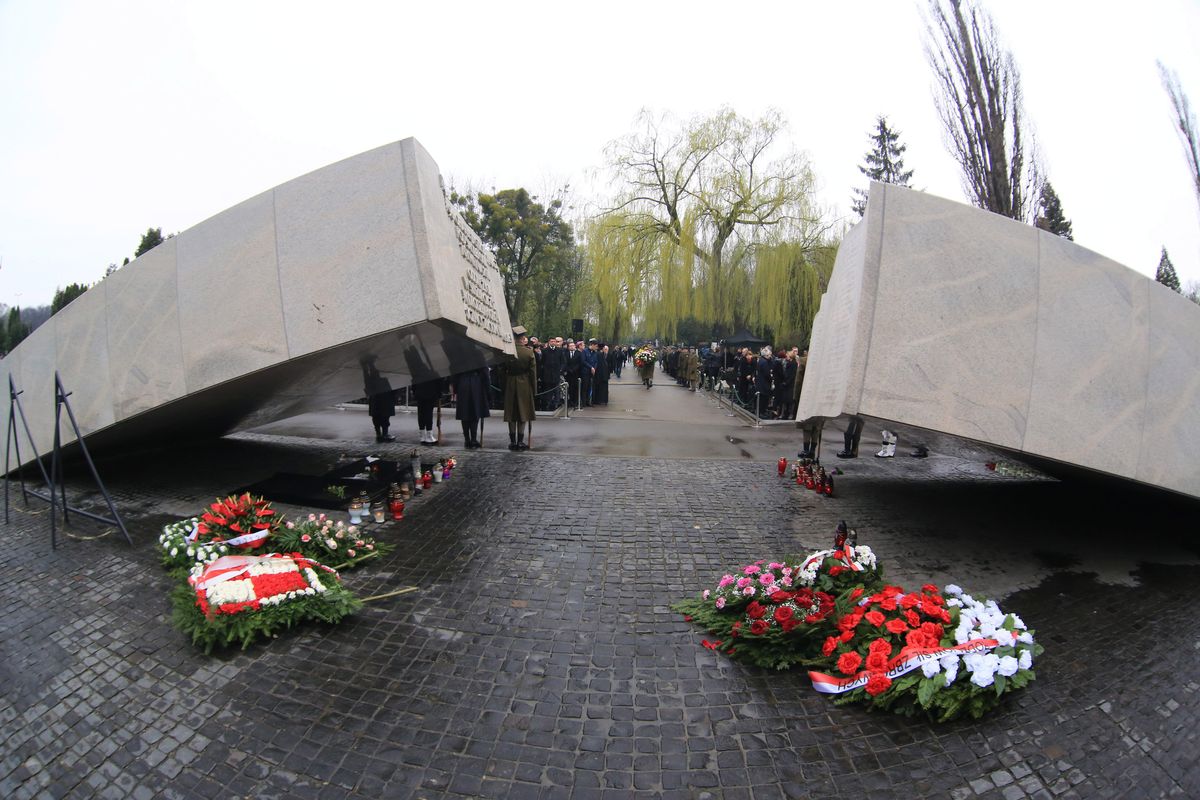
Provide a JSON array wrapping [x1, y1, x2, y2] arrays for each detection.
[[851, 116, 914, 217], [1034, 182, 1073, 240], [1156, 247, 1182, 293]]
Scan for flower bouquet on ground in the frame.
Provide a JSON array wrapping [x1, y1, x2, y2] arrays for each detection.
[[171, 552, 360, 653], [811, 583, 1042, 721], [194, 493, 280, 549], [675, 526, 1042, 721], [633, 347, 657, 369], [672, 560, 840, 670], [159, 518, 233, 574], [271, 513, 394, 569]]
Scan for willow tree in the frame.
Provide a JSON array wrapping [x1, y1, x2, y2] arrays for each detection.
[[591, 108, 831, 340]]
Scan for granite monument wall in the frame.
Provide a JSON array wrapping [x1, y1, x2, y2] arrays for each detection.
[[2, 138, 513, 466], [797, 182, 1200, 499]]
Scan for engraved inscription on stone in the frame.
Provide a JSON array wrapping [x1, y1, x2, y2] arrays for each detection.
[[445, 196, 509, 343]]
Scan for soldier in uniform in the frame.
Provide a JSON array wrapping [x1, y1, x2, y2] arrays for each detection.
[[500, 325, 537, 450], [685, 346, 700, 391]]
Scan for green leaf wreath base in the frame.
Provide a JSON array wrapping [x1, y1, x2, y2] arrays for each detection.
[[170, 581, 361, 654]]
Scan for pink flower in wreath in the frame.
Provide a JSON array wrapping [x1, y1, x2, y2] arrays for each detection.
[[718, 575, 735, 588], [736, 577, 750, 589], [742, 586, 755, 597], [300, 534, 311, 543], [715, 597, 726, 609], [758, 573, 774, 587], [744, 565, 761, 576]]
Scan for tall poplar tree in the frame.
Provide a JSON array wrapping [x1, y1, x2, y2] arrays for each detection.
[[1156, 247, 1182, 293], [924, 0, 1043, 222], [851, 116, 914, 217], [1034, 182, 1073, 240]]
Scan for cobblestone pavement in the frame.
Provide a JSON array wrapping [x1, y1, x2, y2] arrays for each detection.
[[2, 383, 1199, 799]]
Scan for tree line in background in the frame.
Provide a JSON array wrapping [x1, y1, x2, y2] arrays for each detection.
[[7, 0, 1199, 359]]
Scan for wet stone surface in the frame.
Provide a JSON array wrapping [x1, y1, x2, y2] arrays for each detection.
[[1, 428, 1198, 799]]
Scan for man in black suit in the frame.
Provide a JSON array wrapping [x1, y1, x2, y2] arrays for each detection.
[[540, 336, 566, 410], [563, 339, 582, 408]]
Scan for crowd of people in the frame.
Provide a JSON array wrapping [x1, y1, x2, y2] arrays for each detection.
[[362, 331, 923, 460], [655, 342, 808, 420], [364, 328, 636, 452]]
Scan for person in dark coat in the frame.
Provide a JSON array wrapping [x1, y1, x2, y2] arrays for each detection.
[[737, 350, 756, 408], [579, 339, 598, 406], [540, 337, 565, 411], [593, 344, 611, 405], [500, 326, 537, 450], [411, 377, 444, 444], [364, 369, 396, 443], [452, 366, 491, 449], [777, 347, 798, 420], [563, 340, 582, 407], [753, 346, 774, 417]]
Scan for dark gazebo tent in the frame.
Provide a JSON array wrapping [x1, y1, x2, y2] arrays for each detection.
[[721, 328, 769, 369]]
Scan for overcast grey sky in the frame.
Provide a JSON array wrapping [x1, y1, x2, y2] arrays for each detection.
[[2, 0, 1198, 309]]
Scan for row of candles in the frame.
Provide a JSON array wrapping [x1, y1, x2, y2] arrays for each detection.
[[347, 454, 458, 524], [777, 456, 835, 496]]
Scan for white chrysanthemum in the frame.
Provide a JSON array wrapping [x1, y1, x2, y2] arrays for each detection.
[[921, 659, 941, 679], [1018, 650, 1033, 670], [1008, 613, 1026, 630], [944, 584, 962, 596], [997, 655, 1019, 677], [943, 661, 959, 685], [169, 548, 178, 557]]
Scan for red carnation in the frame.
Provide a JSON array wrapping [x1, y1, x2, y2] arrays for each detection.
[[746, 602, 767, 620], [879, 596, 898, 611], [882, 585, 904, 597], [769, 590, 793, 603], [849, 587, 864, 601], [828, 565, 845, 577], [749, 620, 769, 635], [865, 673, 892, 697], [900, 594, 919, 609], [905, 610, 921, 628], [822, 636, 839, 656], [922, 583, 939, 594], [885, 618, 908, 634], [840, 630, 854, 642], [781, 618, 799, 633], [773, 606, 795, 624], [866, 652, 889, 672], [837, 613, 860, 632], [921, 622, 944, 641], [905, 629, 928, 649], [865, 610, 885, 627], [837, 651, 863, 675], [868, 638, 893, 657]]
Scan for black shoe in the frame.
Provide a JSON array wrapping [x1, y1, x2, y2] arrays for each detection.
[[508, 443, 519, 451], [517, 443, 529, 450], [910, 446, 928, 458], [380, 434, 395, 442], [835, 450, 855, 459]]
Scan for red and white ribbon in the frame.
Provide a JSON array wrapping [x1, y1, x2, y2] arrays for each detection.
[[808, 636, 1014, 694], [186, 526, 271, 548]]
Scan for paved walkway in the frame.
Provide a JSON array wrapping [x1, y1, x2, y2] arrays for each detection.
[[2, 372, 1199, 799]]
